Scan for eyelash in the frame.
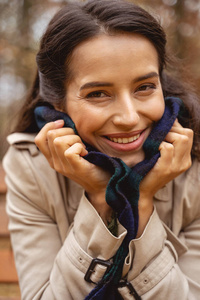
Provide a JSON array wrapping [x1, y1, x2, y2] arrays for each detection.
[[86, 91, 109, 99], [136, 83, 156, 92], [85, 83, 157, 99]]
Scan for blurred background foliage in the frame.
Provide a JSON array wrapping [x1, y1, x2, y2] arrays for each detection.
[[0, 0, 200, 160]]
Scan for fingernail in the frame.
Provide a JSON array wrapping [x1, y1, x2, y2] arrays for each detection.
[[54, 119, 64, 128]]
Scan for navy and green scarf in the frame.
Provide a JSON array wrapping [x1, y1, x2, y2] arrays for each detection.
[[34, 96, 183, 300]]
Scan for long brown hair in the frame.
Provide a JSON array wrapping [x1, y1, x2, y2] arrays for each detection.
[[14, 0, 200, 159]]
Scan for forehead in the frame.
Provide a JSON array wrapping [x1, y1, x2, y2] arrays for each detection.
[[68, 33, 159, 80]]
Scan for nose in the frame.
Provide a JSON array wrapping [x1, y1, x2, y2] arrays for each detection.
[[112, 93, 140, 129]]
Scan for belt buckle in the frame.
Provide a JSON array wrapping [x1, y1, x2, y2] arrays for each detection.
[[119, 279, 141, 300], [84, 257, 112, 284]]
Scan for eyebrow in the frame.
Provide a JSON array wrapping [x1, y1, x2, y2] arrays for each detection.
[[133, 72, 159, 83], [79, 72, 159, 91], [80, 81, 113, 91]]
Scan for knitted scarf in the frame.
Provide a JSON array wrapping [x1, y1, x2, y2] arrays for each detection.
[[34, 96, 182, 299]]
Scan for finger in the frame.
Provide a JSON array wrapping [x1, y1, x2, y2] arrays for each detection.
[[157, 140, 188, 179], [52, 134, 85, 158], [62, 143, 109, 194], [165, 131, 189, 145], [157, 141, 174, 169], [163, 131, 192, 172], [47, 133, 84, 171], [140, 141, 174, 195], [47, 128, 78, 155], [47, 127, 75, 140], [47, 127, 76, 155], [64, 143, 89, 171], [171, 119, 186, 128], [165, 131, 193, 156], [170, 120, 194, 138], [34, 120, 64, 158]]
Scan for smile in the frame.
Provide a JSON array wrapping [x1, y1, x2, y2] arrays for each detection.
[[108, 134, 141, 144], [102, 129, 148, 153]]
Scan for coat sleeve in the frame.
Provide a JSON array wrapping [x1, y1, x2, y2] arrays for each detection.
[[118, 161, 200, 300], [3, 143, 127, 300]]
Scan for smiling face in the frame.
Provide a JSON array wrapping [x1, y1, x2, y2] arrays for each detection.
[[65, 33, 165, 167]]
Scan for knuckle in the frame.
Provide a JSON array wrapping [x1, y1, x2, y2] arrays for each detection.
[[47, 130, 55, 139], [53, 137, 61, 147], [181, 128, 194, 141], [64, 149, 72, 159], [72, 135, 82, 144], [74, 142, 82, 150], [64, 148, 78, 162], [164, 143, 174, 150], [187, 129, 194, 141], [180, 135, 189, 144], [185, 128, 193, 136]]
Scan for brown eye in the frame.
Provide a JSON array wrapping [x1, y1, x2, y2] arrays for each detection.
[[137, 84, 156, 92], [86, 91, 108, 98]]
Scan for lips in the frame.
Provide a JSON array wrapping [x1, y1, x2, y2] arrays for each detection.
[[108, 133, 140, 144], [102, 129, 148, 153]]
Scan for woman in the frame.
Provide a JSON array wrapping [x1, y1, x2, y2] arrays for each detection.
[[3, 0, 200, 299]]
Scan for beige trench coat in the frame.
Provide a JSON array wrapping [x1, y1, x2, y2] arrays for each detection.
[[3, 132, 200, 300]]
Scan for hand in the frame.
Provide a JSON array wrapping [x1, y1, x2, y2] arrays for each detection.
[[34, 120, 111, 200], [140, 120, 193, 198], [136, 120, 193, 237]]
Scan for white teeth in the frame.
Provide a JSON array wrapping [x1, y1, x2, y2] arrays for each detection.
[[109, 134, 140, 144]]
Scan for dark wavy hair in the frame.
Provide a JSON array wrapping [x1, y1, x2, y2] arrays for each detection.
[[14, 0, 200, 159]]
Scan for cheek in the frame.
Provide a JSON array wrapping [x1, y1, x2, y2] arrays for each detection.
[[149, 98, 165, 122], [71, 109, 102, 139], [66, 102, 96, 132]]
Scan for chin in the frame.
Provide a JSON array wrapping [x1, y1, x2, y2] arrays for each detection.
[[122, 155, 145, 168], [126, 162, 138, 168]]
